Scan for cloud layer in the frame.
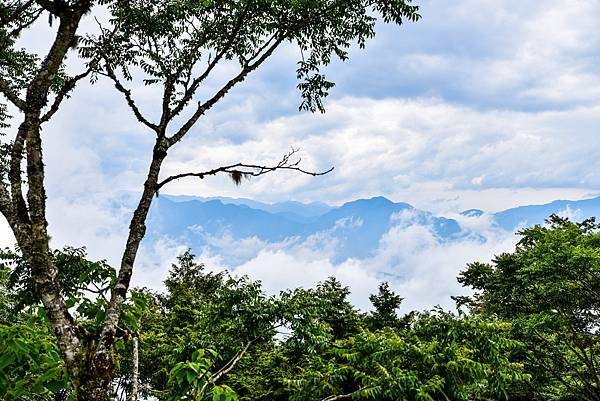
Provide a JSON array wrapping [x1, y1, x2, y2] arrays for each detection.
[[143, 209, 518, 312]]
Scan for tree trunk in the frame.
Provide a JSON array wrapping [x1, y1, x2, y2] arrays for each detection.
[[0, 3, 92, 391], [73, 345, 114, 401], [128, 334, 139, 401], [95, 142, 167, 371], [76, 377, 112, 401]]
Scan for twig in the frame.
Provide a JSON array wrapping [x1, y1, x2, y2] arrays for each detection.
[[156, 148, 333, 190]]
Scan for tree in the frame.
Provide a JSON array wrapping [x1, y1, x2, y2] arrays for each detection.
[[288, 311, 528, 401], [456, 215, 600, 401], [0, 246, 132, 401], [136, 250, 281, 400], [0, 1, 421, 398], [1, 1, 99, 396], [1, 246, 533, 401], [366, 281, 403, 330]]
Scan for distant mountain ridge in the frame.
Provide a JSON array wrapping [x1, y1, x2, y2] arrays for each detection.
[[492, 197, 600, 231], [144, 194, 600, 266], [163, 195, 333, 220]]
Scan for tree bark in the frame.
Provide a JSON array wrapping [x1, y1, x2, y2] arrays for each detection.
[[93, 140, 167, 381], [128, 334, 139, 401], [1, 1, 92, 393]]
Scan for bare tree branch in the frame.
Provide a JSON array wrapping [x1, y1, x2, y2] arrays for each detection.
[[212, 340, 253, 384], [167, 5, 251, 121], [197, 339, 255, 397], [156, 148, 334, 190], [321, 387, 370, 401], [321, 395, 352, 401], [9, 125, 30, 227], [167, 46, 227, 122]]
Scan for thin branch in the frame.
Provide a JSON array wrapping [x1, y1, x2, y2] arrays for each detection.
[[321, 387, 369, 401], [0, 77, 26, 110], [156, 77, 174, 134], [211, 339, 254, 383], [168, 5, 252, 122], [102, 64, 159, 132], [322, 395, 352, 401], [166, 32, 286, 147], [9, 125, 30, 226], [156, 148, 334, 190], [198, 339, 255, 397], [40, 68, 93, 123], [244, 30, 280, 66]]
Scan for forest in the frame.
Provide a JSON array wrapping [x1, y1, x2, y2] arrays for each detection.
[[1, 215, 599, 400], [1, 0, 599, 400]]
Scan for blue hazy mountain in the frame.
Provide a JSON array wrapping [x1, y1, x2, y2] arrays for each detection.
[[146, 195, 463, 263], [144, 194, 600, 266], [162, 195, 332, 221], [492, 196, 600, 230]]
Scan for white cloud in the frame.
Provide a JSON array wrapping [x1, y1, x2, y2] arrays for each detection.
[[174, 213, 518, 312], [233, 250, 381, 310], [556, 205, 584, 222], [337, 0, 600, 110], [162, 96, 600, 212]]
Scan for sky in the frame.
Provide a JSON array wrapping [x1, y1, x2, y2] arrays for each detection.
[[2, 0, 600, 310]]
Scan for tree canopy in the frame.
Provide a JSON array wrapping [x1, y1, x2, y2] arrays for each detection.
[[2, 216, 599, 400], [457, 215, 600, 400]]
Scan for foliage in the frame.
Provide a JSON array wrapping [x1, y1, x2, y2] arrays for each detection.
[[457, 215, 600, 400], [0, 247, 148, 401], [287, 311, 527, 401], [366, 281, 404, 330], [123, 253, 528, 401], [0, 315, 72, 400], [3, 246, 118, 334], [0, 260, 71, 400], [133, 250, 281, 400], [83, 0, 421, 114]]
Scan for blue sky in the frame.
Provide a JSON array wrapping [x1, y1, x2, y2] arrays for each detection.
[[2, 0, 600, 308]]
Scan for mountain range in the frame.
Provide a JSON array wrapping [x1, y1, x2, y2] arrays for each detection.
[[143, 194, 600, 266]]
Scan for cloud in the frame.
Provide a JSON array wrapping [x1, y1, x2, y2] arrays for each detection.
[[556, 205, 584, 222], [233, 250, 381, 310], [173, 211, 517, 312], [162, 96, 600, 212], [132, 237, 190, 291], [330, 0, 600, 111]]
